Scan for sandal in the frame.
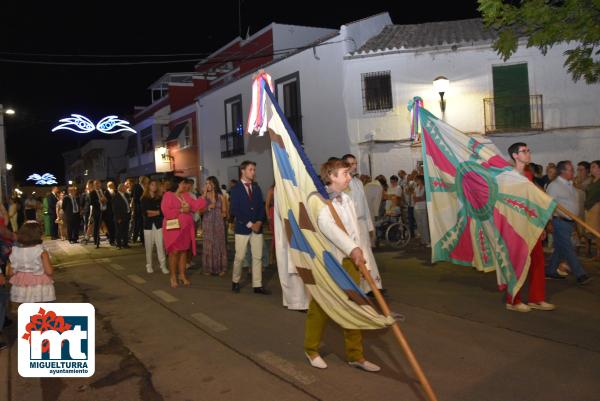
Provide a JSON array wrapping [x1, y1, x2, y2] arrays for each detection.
[[170, 277, 178, 289], [178, 275, 191, 287]]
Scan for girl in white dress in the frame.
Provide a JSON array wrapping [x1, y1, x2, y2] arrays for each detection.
[[8, 221, 55, 303]]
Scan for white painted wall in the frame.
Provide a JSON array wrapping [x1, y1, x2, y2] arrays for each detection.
[[197, 15, 392, 191], [344, 41, 600, 177], [197, 35, 349, 192]]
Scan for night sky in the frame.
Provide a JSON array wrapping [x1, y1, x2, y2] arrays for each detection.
[[0, 1, 480, 184]]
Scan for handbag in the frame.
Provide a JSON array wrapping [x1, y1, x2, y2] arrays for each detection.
[[166, 218, 180, 230]]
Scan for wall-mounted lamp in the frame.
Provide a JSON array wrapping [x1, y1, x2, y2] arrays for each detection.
[[433, 76, 450, 113], [68, 180, 73, 185], [6, 163, 12, 171]]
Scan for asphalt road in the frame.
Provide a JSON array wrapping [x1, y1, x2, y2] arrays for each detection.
[[1, 238, 599, 401]]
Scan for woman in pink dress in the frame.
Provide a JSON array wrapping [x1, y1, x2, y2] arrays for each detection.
[[161, 177, 207, 288]]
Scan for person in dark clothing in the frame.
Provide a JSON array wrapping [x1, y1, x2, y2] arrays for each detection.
[[47, 186, 60, 239], [131, 176, 148, 244], [81, 180, 93, 244], [62, 186, 81, 243], [103, 181, 117, 246], [112, 183, 131, 249], [89, 180, 107, 248]]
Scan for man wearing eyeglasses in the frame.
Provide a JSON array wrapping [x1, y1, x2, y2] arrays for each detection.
[[506, 142, 555, 312]]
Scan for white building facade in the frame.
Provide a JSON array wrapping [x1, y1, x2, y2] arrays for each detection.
[[344, 19, 600, 177], [196, 14, 392, 191]]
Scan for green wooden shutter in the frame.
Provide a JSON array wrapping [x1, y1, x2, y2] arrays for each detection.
[[492, 64, 531, 130]]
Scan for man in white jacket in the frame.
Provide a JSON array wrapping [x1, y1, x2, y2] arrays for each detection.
[[304, 158, 380, 373], [341, 154, 383, 293]]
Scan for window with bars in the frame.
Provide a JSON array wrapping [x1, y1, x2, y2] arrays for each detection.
[[361, 71, 393, 112]]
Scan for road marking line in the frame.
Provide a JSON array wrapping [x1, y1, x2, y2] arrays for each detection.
[[191, 312, 228, 333], [255, 351, 316, 385], [152, 290, 179, 303], [127, 274, 146, 284], [110, 263, 124, 271], [55, 260, 89, 268]]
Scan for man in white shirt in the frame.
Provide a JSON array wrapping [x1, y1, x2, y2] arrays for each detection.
[[545, 161, 592, 285], [341, 154, 383, 292], [304, 158, 380, 373]]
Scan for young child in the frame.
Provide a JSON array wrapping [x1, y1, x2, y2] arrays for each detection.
[[304, 158, 380, 372], [8, 221, 55, 303]]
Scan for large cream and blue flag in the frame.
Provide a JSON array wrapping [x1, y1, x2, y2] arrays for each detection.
[[247, 72, 393, 330]]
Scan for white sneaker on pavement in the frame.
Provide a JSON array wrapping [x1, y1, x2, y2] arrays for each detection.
[[348, 360, 381, 372], [160, 267, 169, 274], [305, 352, 327, 369], [505, 302, 531, 312], [528, 301, 556, 311], [146, 266, 153, 274]]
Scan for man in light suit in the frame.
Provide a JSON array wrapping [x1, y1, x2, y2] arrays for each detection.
[[230, 161, 268, 294]]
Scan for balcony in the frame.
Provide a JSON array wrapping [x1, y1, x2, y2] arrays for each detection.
[[220, 132, 245, 158], [483, 95, 543, 134]]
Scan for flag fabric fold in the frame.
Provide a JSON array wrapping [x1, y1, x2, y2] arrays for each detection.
[[410, 97, 556, 298], [248, 72, 393, 330]]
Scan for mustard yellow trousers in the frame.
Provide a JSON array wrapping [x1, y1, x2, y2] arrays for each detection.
[[303, 258, 363, 362]]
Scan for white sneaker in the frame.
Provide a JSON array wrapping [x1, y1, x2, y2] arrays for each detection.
[[528, 301, 556, 311], [160, 267, 169, 274], [348, 360, 381, 372], [305, 352, 327, 369], [146, 266, 154, 274], [506, 302, 531, 312]]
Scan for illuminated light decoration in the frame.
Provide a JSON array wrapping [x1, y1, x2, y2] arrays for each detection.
[[96, 115, 136, 134], [51, 114, 136, 134], [51, 114, 95, 133], [27, 173, 58, 185]]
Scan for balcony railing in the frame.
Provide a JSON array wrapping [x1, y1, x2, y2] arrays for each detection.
[[220, 132, 245, 158], [483, 95, 543, 133]]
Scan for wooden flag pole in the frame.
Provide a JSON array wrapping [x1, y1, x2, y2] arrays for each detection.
[[326, 201, 439, 401], [556, 204, 600, 241]]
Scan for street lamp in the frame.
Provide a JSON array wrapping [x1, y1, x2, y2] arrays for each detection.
[[433, 76, 450, 113], [68, 180, 73, 185]]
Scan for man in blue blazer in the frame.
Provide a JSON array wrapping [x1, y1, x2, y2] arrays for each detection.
[[230, 161, 269, 294]]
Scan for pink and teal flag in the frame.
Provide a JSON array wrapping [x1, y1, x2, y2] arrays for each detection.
[[409, 97, 556, 298]]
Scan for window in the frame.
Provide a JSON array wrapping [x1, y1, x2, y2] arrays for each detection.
[[492, 63, 531, 130], [361, 71, 393, 112], [275, 72, 303, 143], [125, 135, 138, 158], [221, 95, 244, 158], [181, 125, 192, 148], [140, 127, 153, 153]]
